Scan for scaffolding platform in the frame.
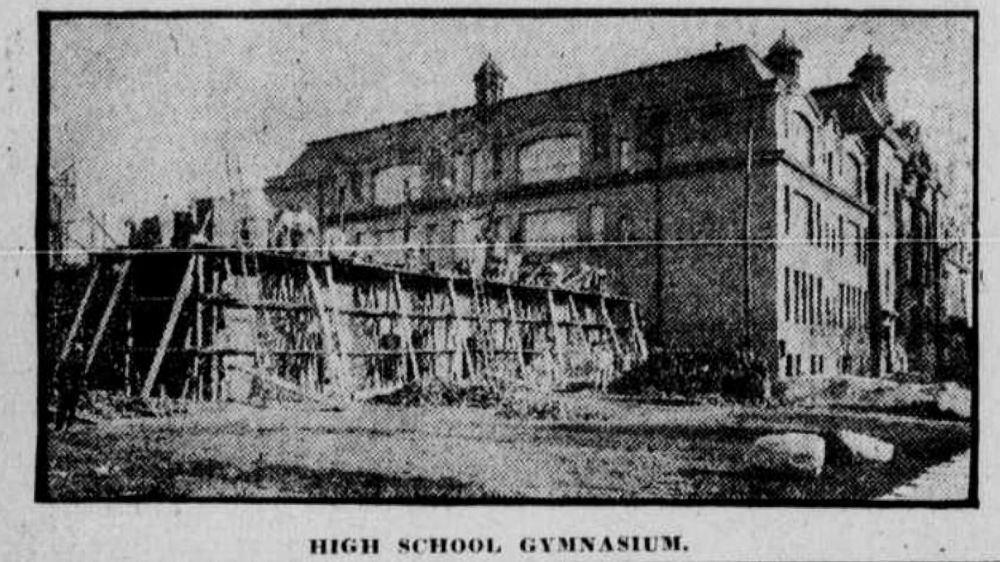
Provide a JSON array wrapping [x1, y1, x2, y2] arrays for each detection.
[[49, 245, 648, 405]]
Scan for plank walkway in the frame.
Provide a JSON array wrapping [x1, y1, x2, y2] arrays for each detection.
[[877, 449, 970, 501]]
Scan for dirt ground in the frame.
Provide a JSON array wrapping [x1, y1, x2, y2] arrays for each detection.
[[43, 394, 972, 501]]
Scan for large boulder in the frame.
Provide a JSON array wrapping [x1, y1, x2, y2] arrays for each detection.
[[834, 430, 894, 463], [745, 433, 826, 477], [935, 382, 971, 419]]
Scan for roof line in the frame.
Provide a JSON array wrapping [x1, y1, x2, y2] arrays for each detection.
[[305, 44, 756, 147], [811, 81, 857, 94]]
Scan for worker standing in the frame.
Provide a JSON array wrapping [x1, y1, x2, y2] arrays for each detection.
[[453, 211, 478, 276], [485, 222, 508, 281], [594, 339, 615, 391], [323, 225, 348, 257], [293, 205, 319, 254], [156, 193, 175, 249]]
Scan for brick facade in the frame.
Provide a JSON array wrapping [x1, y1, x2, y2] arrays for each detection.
[[265, 37, 956, 383]]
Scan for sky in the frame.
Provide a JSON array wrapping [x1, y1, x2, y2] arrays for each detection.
[[49, 16, 974, 241]]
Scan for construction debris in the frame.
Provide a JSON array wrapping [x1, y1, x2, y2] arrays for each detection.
[[773, 375, 971, 419], [79, 390, 189, 420]]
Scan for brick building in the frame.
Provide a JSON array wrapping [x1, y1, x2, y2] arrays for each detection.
[[265, 35, 952, 382], [891, 121, 946, 374]]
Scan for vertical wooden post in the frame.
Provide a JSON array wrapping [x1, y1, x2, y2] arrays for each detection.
[[394, 273, 419, 385], [307, 262, 334, 395], [566, 294, 589, 385], [629, 302, 648, 361], [141, 256, 196, 398], [507, 288, 526, 377], [567, 294, 588, 348], [196, 363, 203, 403], [464, 282, 479, 382], [447, 279, 463, 381], [429, 288, 442, 381], [56, 262, 101, 375], [324, 263, 352, 394], [124, 262, 134, 396], [193, 255, 203, 401], [209, 256, 219, 402], [547, 289, 566, 386], [600, 295, 623, 358], [82, 260, 132, 379]]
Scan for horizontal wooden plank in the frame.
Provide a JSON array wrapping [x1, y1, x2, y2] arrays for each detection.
[[95, 247, 636, 303], [351, 381, 407, 401], [195, 294, 624, 329], [129, 346, 558, 357], [131, 297, 177, 303], [132, 346, 324, 357]]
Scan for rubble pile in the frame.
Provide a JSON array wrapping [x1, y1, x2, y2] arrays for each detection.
[[773, 376, 971, 419], [370, 380, 506, 409], [495, 391, 611, 422], [79, 390, 189, 420], [608, 347, 768, 403]]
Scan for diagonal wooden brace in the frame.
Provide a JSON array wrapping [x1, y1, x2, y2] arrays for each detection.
[[55, 262, 101, 376], [141, 256, 196, 398], [82, 260, 132, 379]]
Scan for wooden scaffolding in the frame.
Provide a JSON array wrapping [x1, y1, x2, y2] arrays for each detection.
[[51, 247, 648, 404]]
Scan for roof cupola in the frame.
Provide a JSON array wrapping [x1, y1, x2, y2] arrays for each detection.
[[849, 45, 893, 104], [764, 30, 804, 85], [474, 54, 506, 107]]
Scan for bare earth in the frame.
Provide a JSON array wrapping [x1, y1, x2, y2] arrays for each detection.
[[44, 395, 972, 501]]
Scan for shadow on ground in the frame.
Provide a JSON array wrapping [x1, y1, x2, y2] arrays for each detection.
[[46, 431, 485, 500], [42, 404, 971, 501]]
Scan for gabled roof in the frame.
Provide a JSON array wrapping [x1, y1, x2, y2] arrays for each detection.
[[271, 45, 777, 185]]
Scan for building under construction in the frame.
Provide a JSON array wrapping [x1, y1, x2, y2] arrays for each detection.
[[44, 200, 647, 408], [44, 37, 967, 408]]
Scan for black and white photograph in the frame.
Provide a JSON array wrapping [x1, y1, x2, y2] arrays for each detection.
[[35, 10, 977, 508]]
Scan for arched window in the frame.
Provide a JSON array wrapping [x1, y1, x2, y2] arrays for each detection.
[[518, 136, 581, 183], [791, 113, 815, 167], [846, 154, 863, 199], [374, 165, 423, 205]]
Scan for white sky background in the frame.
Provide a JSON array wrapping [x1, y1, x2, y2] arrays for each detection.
[[48, 16, 974, 242]]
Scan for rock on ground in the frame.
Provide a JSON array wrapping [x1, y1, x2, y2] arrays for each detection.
[[935, 382, 971, 419], [745, 432, 826, 478], [835, 430, 894, 463]]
